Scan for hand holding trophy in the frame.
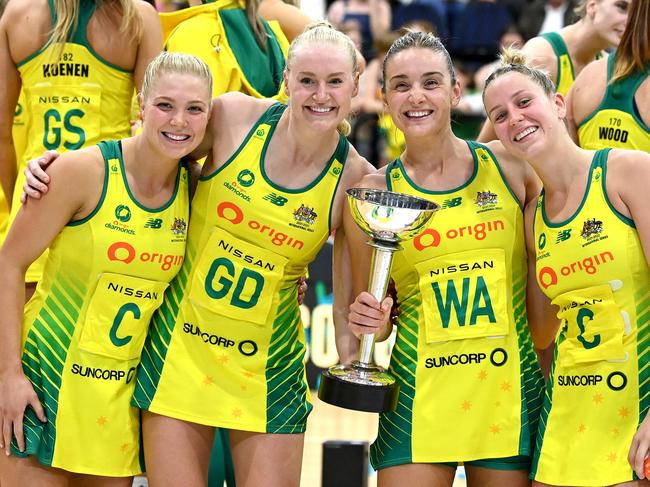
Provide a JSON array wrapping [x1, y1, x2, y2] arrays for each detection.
[[318, 188, 439, 413]]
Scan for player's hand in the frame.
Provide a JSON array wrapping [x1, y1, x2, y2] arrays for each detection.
[[387, 279, 400, 325], [21, 150, 58, 203], [629, 412, 650, 478], [0, 372, 46, 455], [348, 292, 393, 340], [297, 275, 308, 305]]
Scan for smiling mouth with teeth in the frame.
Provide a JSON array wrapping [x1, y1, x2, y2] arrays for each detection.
[[309, 106, 334, 113], [514, 126, 538, 141], [164, 132, 190, 141], [405, 110, 432, 118]]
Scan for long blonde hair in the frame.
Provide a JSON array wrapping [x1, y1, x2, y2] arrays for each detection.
[[49, 0, 142, 53], [246, 0, 268, 50]]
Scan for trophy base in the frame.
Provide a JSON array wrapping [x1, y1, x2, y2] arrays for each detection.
[[318, 362, 399, 413]]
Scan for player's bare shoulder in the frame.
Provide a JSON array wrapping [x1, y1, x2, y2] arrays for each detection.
[[339, 143, 377, 187], [213, 92, 276, 128], [2, 0, 51, 61], [522, 35, 558, 80], [484, 139, 537, 205], [606, 148, 650, 189], [569, 57, 608, 125]]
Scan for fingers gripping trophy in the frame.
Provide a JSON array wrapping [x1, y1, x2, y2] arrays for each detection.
[[318, 188, 439, 413]]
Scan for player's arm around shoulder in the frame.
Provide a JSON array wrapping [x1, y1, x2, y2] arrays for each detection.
[[566, 58, 608, 143], [200, 92, 276, 174]]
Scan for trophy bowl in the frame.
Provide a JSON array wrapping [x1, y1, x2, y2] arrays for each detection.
[[318, 188, 439, 413], [347, 188, 439, 244]]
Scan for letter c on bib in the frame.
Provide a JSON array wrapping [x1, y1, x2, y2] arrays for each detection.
[[110, 303, 140, 347]]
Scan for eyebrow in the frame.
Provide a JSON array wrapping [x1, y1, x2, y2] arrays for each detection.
[[297, 71, 347, 77], [388, 71, 444, 82], [154, 96, 208, 105], [487, 89, 527, 117]]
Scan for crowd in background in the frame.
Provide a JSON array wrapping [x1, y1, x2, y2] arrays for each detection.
[[153, 0, 584, 166]]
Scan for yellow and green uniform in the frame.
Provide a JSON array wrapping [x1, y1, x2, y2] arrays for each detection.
[[540, 32, 577, 96], [160, 0, 289, 102], [0, 91, 28, 243], [531, 149, 649, 486], [577, 54, 650, 151], [370, 141, 543, 469], [13, 0, 134, 283], [133, 103, 348, 433], [378, 113, 405, 162], [11, 140, 189, 476]]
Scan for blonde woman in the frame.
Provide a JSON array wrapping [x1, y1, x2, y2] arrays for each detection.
[[130, 24, 374, 487], [483, 47, 650, 487], [0, 52, 212, 486]]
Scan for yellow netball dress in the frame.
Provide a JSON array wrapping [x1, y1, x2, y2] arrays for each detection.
[[577, 55, 650, 151], [160, 0, 289, 102], [133, 103, 348, 433], [13, 0, 134, 283], [531, 149, 649, 486], [370, 141, 543, 469], [12, 141, 189, 476], [0, 91, 28, 242]]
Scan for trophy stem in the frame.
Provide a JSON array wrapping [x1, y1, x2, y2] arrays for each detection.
[[359, 243, 396, 366]]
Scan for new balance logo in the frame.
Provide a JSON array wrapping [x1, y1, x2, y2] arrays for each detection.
[[263, 193, 288, 206], [144, 218, 163, 229], [442, 197, 462, 209]]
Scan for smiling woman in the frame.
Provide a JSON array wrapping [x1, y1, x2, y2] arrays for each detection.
[[0, 52, 212, 486], [125, 22, 377, 487], [345, 31, 551, 487], [483, 48, 650, 487]]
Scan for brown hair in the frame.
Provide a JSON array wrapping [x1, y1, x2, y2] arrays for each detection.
[[382, 31, 457, 92], [483, 47, 556, 100], [611, 0, 650, 82]]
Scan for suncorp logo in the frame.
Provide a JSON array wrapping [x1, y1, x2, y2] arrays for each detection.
[[413, 220, 505, 251], [107, 241, 184, 271], [538, 250, 614, 289], [216, 201, 304, 249]]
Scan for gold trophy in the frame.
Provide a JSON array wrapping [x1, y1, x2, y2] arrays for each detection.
[[318, 188, 439, 413]]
